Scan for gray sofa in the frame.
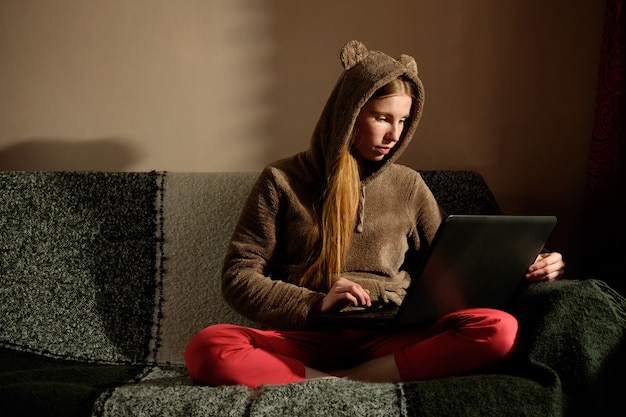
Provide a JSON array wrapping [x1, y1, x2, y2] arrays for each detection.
[[0, 170, 624, 417]]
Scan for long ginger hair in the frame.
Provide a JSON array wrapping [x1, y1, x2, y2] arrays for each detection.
[[295, 76, 418, 292]]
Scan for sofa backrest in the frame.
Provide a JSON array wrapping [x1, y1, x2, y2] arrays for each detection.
[[0, 170, 500, 367], [155, 172, 260, 366]]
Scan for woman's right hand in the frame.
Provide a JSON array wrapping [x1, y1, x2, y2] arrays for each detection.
[[319, 277, 371, 313]]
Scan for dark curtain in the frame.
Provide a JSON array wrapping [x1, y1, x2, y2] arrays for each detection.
[[585, 0, 626, 294]]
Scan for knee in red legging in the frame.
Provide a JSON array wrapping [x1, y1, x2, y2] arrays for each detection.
[[395, 308, 518, 381], [184, 324, 307, 387], [456, 308, 518, 358], [184, 323, 253, 386]]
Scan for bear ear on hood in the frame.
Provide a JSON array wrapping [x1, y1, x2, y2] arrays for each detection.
[[341, 40, 419, 78], [340, 40, 369, 70], [398, 54, 418, 77]]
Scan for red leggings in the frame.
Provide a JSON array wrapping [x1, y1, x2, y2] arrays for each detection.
[[184, 308, 518, 388]]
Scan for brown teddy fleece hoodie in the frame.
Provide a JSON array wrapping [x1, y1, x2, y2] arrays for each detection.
[[221, 40, 445, 330]]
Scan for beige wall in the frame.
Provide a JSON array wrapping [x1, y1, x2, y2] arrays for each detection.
[[0, 0, 604, 276]]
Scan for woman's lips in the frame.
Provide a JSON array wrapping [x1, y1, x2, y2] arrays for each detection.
[[376, 146, 391, 155]]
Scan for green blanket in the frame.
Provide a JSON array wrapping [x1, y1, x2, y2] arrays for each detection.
[[0, 172, 159, 365]]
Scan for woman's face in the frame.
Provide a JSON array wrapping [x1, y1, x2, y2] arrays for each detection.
[[353, 93, 413, 162]]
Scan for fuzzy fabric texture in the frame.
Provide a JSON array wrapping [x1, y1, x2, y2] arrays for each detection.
[[222, 164, 445, 330], [0, 172, 159, 365], [221, 40, 444, 330]]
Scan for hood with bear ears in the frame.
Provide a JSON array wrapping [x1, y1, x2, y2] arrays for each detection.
[[306, 40, 425, 184]]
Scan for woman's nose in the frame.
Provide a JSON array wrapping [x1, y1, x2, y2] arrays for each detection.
[[386, 124, 402, 142]]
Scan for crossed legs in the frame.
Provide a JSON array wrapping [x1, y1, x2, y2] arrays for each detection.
[[184, 308, 518, 388]]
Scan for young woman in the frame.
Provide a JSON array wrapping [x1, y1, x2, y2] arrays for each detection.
[[185, 40, 565, 388]]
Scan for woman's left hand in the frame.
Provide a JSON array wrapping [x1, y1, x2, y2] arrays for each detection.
[[525, 252, 565, 282]]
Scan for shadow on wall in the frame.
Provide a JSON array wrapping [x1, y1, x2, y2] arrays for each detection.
[[0, 138, 142, 171]]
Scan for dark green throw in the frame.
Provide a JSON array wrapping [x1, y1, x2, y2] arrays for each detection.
[[0, 172, 159, 364]]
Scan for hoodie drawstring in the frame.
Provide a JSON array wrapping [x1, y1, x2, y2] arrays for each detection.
[[356, 186, 365, 233]]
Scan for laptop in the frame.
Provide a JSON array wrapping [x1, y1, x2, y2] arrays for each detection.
[[308, 215, 557, 328]]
